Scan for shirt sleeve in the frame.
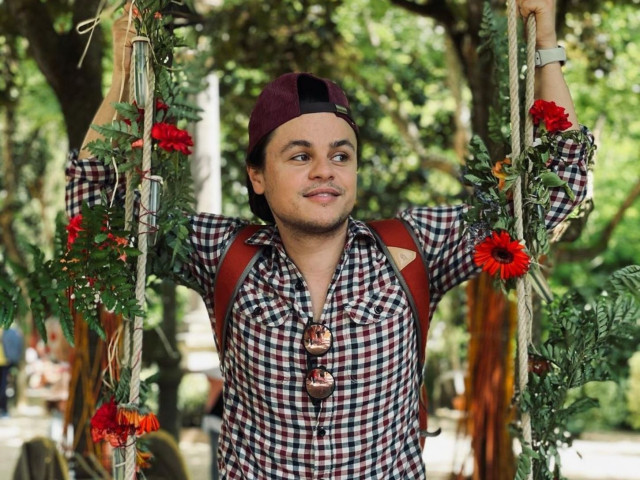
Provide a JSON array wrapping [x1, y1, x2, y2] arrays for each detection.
[[399, 125, 594, 307], [544, 125, 593, 228], [64, 151, 246, 302], [65, 152, 124, 218]]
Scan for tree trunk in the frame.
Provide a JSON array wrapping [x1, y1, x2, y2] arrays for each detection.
[[155, 280, 183, 440], [7, 0, 105, 149], [464, 273, 517, 480]]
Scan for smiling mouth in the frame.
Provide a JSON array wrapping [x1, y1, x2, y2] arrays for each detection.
[[303, 185, 343, 198], [303, 190, 340, 198]]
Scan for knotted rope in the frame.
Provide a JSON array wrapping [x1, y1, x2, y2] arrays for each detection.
[[122, 34, 154, 479], [506, 1, 536, 478]]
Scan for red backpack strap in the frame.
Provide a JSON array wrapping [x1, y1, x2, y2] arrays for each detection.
[[213, 224, 263, 365], [368, 218, 441, 441], [367, 219, 430, 365]]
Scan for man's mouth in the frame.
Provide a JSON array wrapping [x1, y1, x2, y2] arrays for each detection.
[[303, 188, 341, 198]]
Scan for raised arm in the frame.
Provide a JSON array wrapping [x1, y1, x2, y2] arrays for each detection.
[[519, 0, 579, 130], [79, 3, 136, 159]]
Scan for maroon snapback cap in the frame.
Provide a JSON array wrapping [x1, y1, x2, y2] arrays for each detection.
[[247, 72, 358, 156]]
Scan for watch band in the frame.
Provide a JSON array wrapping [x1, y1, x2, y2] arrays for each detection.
[[535, 46, 566, 68]]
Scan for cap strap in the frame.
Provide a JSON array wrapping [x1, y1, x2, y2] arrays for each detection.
[[300, 101, 353, 119]]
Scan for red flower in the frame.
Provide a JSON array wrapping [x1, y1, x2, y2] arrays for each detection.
[[529, 99, 572, 133], [155, 99, 170, 113], [66, 214, 84, 249], [90, 397, 133, 447], [528, 353, 552, 377], [151, 122, 193, 155], [473, 231, 530, 280]]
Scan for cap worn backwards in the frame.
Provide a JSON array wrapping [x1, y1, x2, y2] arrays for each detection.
[[247, 72, 358, 157]]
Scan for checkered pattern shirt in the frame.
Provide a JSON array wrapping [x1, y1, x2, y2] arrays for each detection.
[[66, 128, 592, 479]]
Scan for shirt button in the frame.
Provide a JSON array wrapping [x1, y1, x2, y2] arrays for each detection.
[[295, 279, 304, 291], [317, 426, 326, 437], [252, 306, 263, 315], [375, 305, 383, 314]]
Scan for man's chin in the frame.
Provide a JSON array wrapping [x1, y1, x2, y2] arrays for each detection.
[[276, 212, 351, 236]]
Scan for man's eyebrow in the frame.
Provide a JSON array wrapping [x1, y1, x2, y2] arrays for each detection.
[[330, 139, 356, 151], [280, 140, 311, 154], [279, 138, 356, 154]]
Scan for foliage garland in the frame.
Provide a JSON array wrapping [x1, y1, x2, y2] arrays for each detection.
[[1, 2, 638, 478], [1, 0, 202, 473], [467, 7, 638, 480]]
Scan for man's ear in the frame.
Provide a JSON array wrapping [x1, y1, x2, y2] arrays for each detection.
[[247, 166, 265, 195]]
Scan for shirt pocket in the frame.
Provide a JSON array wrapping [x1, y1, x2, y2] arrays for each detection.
[[342, 283, 411, 384], [233, 291, 299, 384], [344, 283, 407, 325]]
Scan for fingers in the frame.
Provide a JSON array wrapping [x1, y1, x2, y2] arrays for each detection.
[[111, 3, 137, 77], [113, 4, 136, 47], [516, 0, 558, 48], [517, 0, 554, 19]]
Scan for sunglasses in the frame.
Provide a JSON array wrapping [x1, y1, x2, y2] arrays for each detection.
[[303, 322, 335, 401]]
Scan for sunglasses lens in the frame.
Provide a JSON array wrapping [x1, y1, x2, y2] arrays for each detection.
[[305, 367, 335, 400], [303, 323, 332, 356]]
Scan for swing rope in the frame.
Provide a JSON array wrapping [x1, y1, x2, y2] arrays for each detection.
[[507, 2, 537, 478], [123, 36, 155, 480]]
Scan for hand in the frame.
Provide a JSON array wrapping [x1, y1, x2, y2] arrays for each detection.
[[517, 0, 558, 49], [112, 1, 137, 79]]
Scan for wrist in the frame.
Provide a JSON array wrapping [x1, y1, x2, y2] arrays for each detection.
[[535, 46, 566, 68], [536, 37, 558, 50]]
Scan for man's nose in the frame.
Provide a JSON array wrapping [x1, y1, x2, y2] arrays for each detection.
[[309, 157, 334, 179]]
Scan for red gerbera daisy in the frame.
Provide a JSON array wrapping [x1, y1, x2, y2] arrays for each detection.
[[473, 231, 530, 280], [151, 122, 194, 155]]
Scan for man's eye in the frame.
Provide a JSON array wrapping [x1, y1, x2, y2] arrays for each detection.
[[291, 153, 309, 162], [333, 153, 350, 162]]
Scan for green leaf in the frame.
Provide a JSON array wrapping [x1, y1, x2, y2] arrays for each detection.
[[94, 233, 108, 243], [539, 171, 567, 188]]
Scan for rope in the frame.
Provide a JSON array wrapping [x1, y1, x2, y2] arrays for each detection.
[[123, 36, 154, 480], [506, 1, 534, 478]]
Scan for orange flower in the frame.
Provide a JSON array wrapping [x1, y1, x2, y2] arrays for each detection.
[[117, 405, 142, 430], [136, 449, 153, 469], [492, 157, 511, 191], [138, 412, 160, 434], [473, 231, 530, 280], [131, 138, 144, 149]]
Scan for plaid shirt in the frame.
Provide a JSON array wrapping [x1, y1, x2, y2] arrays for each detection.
[[66, 128, 591, 479]]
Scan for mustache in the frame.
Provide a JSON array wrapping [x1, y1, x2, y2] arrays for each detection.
[[301, 183, 346, 196]]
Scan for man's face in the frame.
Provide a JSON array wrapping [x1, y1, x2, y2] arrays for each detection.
[[248, 112, 358, 236]]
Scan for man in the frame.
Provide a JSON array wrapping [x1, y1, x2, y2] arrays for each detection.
[[66, 0, 593, 477]]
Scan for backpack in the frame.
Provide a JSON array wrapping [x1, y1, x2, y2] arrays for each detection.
[[213, 219, 441, 442], [2, 326, 24, 365]]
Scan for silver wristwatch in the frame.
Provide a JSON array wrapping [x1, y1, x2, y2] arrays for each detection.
[[535, 46, 566, 68]]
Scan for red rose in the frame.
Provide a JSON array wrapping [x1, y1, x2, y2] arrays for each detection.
[[151, 122, 194, 155], [529, 99, 572, 133], [90, 397, 132, 447]]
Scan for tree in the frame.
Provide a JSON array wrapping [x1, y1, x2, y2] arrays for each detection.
[[6, 0, 105, 148]]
